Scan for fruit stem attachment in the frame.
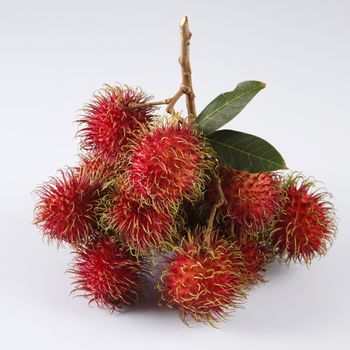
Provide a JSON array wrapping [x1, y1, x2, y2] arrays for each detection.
[[205, 170, 226, 244], [128, 98, 172, 109]]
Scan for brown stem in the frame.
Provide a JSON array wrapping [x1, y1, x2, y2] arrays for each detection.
[[166, 89, 184, 113], [206, 171, 226, 238], [179, 16, 197, 121], [130, 17, 197, 119], [129, 98, 172, 109]]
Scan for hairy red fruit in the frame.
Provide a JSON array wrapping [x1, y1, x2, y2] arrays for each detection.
[[69, 237, 143, 311], [77, 85, 154, 158], [158, 229, 248, 324], [124, 116, 213, 207], [34, 168, 101, 245], [78, 152, 118, 182], [104, 190, 176, 254], [272, 175, 336, 263], [209, 167, 283, 234], [237, 236, 269, 284]]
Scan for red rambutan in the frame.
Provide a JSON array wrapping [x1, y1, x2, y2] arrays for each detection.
[[209, 166, 283, 235], [157, 228, 248, 324], [104, 189, 176, 254], [237, 235, 269, 284], [69, 236, 143, 311], [271, 174, 336, 263], [123, 115, 213, 207], [77, 85, 154, 158], [34, 167, 102, 245], [78, 151, 119, 183]]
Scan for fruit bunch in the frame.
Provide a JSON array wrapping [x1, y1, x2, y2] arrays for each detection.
[[33, 18, 337, 326]]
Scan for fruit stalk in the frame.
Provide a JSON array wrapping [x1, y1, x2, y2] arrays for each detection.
[[128, 98, 172, 109], [167, 16, 197, 119], [205, 170, 226, 243], [129, 17, 196, 119]]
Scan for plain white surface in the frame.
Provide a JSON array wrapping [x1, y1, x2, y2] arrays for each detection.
[[1, 0, 349, 349]]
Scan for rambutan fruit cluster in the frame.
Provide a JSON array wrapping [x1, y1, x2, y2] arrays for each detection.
[[33, 17, 337, 327], [33, 85, 337, 326]]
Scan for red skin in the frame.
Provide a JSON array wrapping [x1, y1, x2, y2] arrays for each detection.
[[272, 180, 335, 263], [106, 190, 175, 253], [127, 121, 209, 206], [78, 86, 154, 158], [70, 237, 142, 310], [34, 168, 101, 245]]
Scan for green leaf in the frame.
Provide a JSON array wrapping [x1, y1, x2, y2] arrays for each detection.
[[196, 81, 266, 135], [208, 129, 287, 172]]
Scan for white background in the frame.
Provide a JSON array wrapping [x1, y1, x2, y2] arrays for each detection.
[[1, 0, 349, 349]]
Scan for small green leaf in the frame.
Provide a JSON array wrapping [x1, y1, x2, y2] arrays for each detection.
[[208, 129, 287, 173], [196, 81, 266, 135]]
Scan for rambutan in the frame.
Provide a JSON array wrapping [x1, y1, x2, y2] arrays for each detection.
[[78, 151, 119, 183], [237, 235, 269, 284], [77, 85, 154, 158], [123, 115, 213, 207], [209, 166, 283, 235], [34, 167, 102, 245], [104, 189, 176, 254], [271, 174, 336, 263], [69, 236, 143, 311], [157, 228, 248, 324]]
